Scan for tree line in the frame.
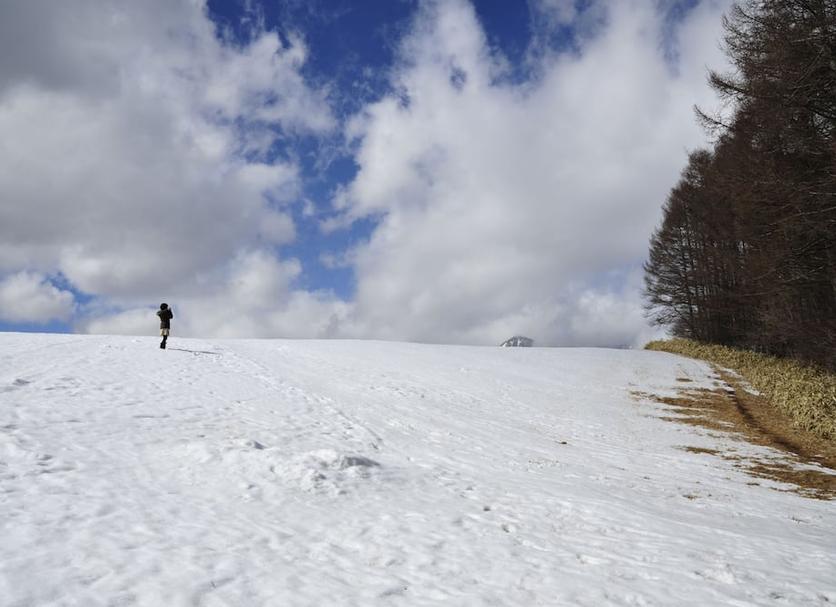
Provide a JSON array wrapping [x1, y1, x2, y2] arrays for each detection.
[[644, 0, 836, 370]]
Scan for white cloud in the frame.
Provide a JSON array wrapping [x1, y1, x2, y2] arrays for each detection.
[[259, 210, 296, 245], [78, 308, 157, 337], [1, 0, 733, 347], [0, 0, 332, 300], [0, 272, 75, 323], [531, 0, 579, 27], [79, 249, 349, 339], [334, 0, 732, 346]]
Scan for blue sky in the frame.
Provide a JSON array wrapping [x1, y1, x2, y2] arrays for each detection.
[[205, 0, 536, 300], [0, 0, 732, 345], [212, 1, 419, 302]]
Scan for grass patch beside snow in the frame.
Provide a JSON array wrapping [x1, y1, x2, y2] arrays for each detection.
[[645, 339, 836, 442]]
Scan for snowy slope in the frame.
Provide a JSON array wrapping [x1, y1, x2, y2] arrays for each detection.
[[0, 333, 833, 606]]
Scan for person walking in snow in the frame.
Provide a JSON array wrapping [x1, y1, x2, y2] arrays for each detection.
[[157, 303, 173, 349]]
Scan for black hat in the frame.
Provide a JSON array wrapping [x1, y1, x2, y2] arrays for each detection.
[[160, 303, 168, 310]]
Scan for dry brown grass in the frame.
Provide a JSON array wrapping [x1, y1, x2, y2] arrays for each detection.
[[631, 369, 836, 500], [680, 446, 721, 456], [645, 339, 836, 441]]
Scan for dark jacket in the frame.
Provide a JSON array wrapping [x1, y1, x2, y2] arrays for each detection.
[[157, 308, 173, 329]]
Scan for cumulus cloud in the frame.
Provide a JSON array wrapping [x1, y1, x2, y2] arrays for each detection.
[[1, 0, 732, 346], [531, 0, 579, 27], [77, 308, 158, 337], [80, 250, 349, 338], [333, 0, 731, 346], [0, 272, 75, 323], [0, 0, 331, 298]]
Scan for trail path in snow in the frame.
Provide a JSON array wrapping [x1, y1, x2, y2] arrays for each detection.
[[0, 333, 834, 606]]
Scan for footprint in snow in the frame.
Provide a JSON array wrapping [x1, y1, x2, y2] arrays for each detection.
[[1, 379, 32, 392]]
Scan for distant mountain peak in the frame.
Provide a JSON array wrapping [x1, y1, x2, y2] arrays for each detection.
[[500, 336, 534, 347]]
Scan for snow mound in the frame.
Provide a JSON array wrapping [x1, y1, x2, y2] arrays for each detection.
[[162, 438, 385, 500], [281, 449, 382, 495]]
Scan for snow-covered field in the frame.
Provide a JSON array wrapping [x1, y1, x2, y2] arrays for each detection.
[[1, 333, 834, 606]]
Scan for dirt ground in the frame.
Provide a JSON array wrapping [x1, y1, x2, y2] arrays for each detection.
[[632, 369, 836, 500]]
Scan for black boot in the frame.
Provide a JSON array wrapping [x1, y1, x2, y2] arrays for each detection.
[[160, 337, 167, 349]]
